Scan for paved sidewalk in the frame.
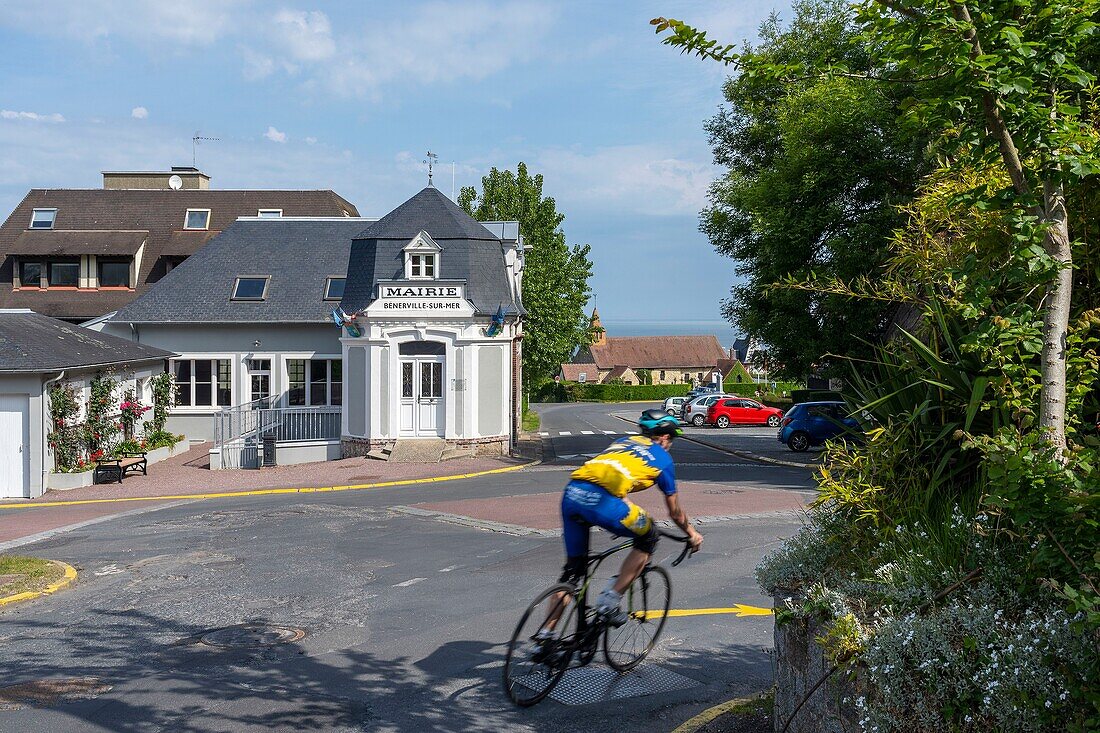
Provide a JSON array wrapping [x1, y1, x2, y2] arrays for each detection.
[[0, 442, 532, 548]]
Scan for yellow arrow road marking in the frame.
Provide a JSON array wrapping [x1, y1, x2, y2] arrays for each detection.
[[635, 603, 773, 620]]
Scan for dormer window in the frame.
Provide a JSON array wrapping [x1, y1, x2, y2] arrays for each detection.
[[403, 231, 441, 280], [30, 208, 57, 229], [257, 209, 282, 218], [184, 209, 211, 230]]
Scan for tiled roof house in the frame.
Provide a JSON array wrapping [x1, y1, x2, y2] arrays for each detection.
[[0, 167, 358, 322]]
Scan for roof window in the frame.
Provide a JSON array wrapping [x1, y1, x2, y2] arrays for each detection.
[[232, 276, 269, 301], [324, 277, 345, 300], [257, 209, 282, 218], [184, 209, 211, 230], [30, 208, 57, 229]]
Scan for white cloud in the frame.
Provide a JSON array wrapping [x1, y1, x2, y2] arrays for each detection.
[[305, 136, 317, 145], [131, 106, 148, 119], [532, 144, 718, 217], [0, 0, 246, 46], [1, 110, 65, 123], [271, 9, 335, 62], [263, 125, 287, 143]]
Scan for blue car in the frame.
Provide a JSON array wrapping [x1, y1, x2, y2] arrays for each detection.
[[778, 401, 862, 452]]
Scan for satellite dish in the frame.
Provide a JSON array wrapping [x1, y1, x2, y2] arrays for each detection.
[[168, 174, 183, 190]]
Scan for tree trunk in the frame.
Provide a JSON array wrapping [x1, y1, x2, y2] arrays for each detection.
[[1040, 177, 1072, 460]]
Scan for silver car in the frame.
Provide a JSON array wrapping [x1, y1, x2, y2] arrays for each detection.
[[663, 396, 687, 416], [683, 393, 732, 426]]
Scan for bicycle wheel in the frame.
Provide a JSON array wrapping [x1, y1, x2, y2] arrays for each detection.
[[503, 583, 582, 706], [603, 565, 671, 671]]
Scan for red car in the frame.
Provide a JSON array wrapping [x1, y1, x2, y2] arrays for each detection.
[[706, 398, 784, 428]]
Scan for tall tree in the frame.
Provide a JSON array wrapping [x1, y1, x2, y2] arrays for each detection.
[[654, 0, 1099, 456], [459, 164, 594, 388], [698, 0, 930, 379]]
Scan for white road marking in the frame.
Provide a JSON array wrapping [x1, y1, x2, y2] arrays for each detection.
[[580, 430, 594, 435], [94, 564, 124, 576], [626, 430, 638, 434], [394, 577, 427, 587], [439, 565, 459, 573], [602, 430, 615, 434], [539, 432, 550, 437], [558, 431, 572, 436]]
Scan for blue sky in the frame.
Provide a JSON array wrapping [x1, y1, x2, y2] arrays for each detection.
[[0, 1, 789, 347]]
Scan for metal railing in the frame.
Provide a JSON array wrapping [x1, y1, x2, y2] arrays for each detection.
[[213, 398, 341, 469]]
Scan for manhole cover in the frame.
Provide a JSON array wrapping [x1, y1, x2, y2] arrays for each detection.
[[0, 677, 112, 710], [516, 664, 699, 706], [199, 623, 306, 648]]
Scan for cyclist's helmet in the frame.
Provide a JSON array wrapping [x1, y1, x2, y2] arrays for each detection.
[[639, 408, 683, 438]]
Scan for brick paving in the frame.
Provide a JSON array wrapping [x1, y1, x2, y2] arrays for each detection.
[[410, 480, 810, 531], [0, 442, 531, 547]]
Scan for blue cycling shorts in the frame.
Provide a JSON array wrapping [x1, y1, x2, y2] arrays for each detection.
[[561, 480, 653, 559]]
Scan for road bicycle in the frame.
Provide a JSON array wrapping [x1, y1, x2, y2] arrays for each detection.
[[502, 529, 694, 706]]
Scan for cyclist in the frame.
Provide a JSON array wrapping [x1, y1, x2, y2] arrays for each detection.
[[553, 408, 703, 628]]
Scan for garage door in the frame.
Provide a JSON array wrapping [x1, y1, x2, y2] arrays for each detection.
[[0, 394, 30, 499]]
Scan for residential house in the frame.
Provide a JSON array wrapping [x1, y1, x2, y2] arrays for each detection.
[[0, 309, 173, 498], [0, 167, 358, 323]]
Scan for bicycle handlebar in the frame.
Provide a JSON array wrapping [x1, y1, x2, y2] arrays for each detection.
[[657, 529, 697, 567]]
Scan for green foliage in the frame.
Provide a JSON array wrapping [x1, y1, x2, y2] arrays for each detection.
[[697, 0, 929, 378], [720, 360, 752, 385], [459, 164, 594, 388], [83, 372, 121, 458], [46, 384, 82, 472], [147, 372, 174, 435]]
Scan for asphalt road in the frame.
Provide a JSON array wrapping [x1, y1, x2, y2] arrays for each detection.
[[0, 403, 813, 732]]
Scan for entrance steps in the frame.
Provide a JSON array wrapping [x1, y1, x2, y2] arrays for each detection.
[[387, 438, 446, 463]]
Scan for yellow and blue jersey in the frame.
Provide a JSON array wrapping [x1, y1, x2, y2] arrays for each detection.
[[568, 435, 677, 498]]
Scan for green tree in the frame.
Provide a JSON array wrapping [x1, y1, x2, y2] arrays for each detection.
[[459, 164, 594, 388], [697, 0, 930, 379]]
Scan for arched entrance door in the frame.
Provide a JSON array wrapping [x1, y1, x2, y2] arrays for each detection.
[[398, 341, 445, 437]]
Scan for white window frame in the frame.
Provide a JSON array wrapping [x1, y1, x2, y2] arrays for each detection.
[[231, 276, 270, 301], [30, 208, 57, 229], [324, 277, 345, 301], [257, 209, 282, 218], [184, 208, 211, 230], [283, 355, 342, 407], [171, 356, 233, 410], [402, 231, 441, 280]]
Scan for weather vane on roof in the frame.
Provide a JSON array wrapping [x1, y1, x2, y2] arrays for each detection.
[[424, 150, 438, 186]]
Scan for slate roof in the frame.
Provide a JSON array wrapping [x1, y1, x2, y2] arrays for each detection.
[[0, 309, 173, 372], [0, 189, 359, 320], [341, 187, 523, 316], [112, 219, 371, 324], [582, 335, 728, 370]]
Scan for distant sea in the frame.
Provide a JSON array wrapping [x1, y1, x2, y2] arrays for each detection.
[[600, 320, 740, 350]]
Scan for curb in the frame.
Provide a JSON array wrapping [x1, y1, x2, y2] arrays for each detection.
[[0, 459, 541, 511], [0, 560, 77, 607], [672, 692, 771, 733]]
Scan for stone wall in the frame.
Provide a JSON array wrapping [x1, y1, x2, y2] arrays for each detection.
[[772, 602, 863, 733]]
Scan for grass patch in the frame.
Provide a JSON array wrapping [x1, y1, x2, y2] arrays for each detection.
[[0, 555, 64, 598], [522, 409, 540, 432]]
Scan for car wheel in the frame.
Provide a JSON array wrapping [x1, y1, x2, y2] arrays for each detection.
[[716, 416, 730, 428], [788, 432, 810, 452], [767, 415, 781, 427], [692, 415, 705, 427]]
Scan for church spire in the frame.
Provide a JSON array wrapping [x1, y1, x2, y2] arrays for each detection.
[[589, 307, 606, 346]]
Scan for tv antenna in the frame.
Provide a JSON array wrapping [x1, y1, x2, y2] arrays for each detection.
[[192, 132, 219, 168], [423, 150, 438, 186]]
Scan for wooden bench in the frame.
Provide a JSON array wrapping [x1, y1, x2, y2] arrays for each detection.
[[94, 452, 147, 484]]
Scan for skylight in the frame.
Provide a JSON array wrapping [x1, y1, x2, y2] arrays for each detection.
[[324, 277, 345, 300], [257, 209, 282, 218], [184, 209, 211, 230], [30, 208, 57, 229], [232, 276, 269, 300]]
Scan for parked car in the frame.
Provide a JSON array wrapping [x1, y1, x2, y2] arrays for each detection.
[[663, 396, 688, 416], [778, 401, 862, 452], [683, 393, 732, 426], [706, 398, 784, 428]]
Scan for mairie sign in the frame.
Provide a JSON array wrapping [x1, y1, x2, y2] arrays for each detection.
[[374, 282, 468, 312]]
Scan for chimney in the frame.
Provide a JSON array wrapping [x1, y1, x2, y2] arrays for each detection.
[[101, 166, 211, 190]]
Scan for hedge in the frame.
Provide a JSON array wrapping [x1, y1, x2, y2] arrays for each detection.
[[532, 380, 806, 404]]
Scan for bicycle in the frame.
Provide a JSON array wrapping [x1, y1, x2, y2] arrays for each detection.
[[502, 529, 695, 707]]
